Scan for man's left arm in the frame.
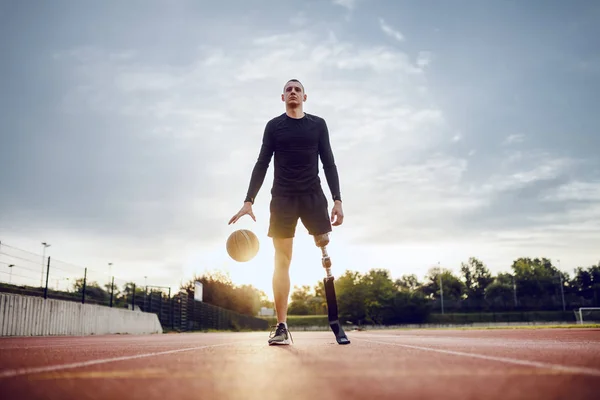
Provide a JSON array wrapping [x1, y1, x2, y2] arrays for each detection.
[[318, 118, 342, 203]]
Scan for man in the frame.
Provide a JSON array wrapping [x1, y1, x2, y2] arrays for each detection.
[[228, 79, 344, 345]]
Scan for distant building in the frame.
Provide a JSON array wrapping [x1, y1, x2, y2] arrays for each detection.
[[257, 307, 274, 317]]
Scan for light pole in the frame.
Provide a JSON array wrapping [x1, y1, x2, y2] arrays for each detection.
[[41, 242, 51, 287]]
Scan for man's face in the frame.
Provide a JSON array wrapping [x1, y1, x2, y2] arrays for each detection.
[[282, 81, 306, 106]]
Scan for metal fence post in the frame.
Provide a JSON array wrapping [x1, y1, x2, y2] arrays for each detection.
[[169, 287, 173, 330], [82, 267, 87, 304], [110, 276, 114, 307], [44, 257, 51, 299], [132, 284, 136, 308]]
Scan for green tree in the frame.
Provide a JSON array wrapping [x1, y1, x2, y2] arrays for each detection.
[[395, 274, 421, 292], [570, 263, 600, 306], [422, 266, 465, 311], [72, 278, 109, 304], [360, 269, 396, 324], [390, 289, 432, 324], [460, 257, 494, 309], [288, 285, 313, 315], [485, 273, 516, 309], [258, 290, 274, 309], [511, 257, 563, 309], [180, 270, 265, 316], [335, 270, 368, 325], [104, 281, 120, 299], [311, 281, 327, 315], [231, 284, 262, 316]]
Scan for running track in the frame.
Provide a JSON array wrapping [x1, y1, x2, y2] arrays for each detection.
[[1, 328, 599, 399]]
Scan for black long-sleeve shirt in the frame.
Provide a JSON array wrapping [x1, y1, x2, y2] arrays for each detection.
[[244, 112, 341, 204]]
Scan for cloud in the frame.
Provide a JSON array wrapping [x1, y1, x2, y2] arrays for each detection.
[[352, 153, 483, 243], [9, 23, 589, 260], [379, 18, 405, 42], [542, 180, 600, 202], [481, 150, 575, 194], [0, 22, 442, 270], [417, 51, 433, 68], [290, 12, 308, 27], [351, 133, 594, 250], [503, 134, 525, 145], [332, 0, 358, 10], [2, 2, 599, 296], [450, 150, 600, 251]]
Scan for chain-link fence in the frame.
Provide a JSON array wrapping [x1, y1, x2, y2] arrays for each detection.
[[0, 241, 268, 332]]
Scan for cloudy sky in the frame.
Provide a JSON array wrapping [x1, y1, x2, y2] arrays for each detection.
[[1, 0, 599, 299]]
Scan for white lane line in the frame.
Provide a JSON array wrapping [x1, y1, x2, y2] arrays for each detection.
[[356, 338, 600, 377], [0, 342, 197, 349], [354, 335, 600, 347], [0, 343, 209, 350], [0, 341, 244, 379]]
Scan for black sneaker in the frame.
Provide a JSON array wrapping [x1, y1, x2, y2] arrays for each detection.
[[268, 323, 293, 345]]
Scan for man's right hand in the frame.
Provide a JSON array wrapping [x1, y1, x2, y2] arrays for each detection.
[[228, 202, 256, 225]]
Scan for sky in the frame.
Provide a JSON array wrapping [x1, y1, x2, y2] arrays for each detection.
[[1, 0, 599, 300]]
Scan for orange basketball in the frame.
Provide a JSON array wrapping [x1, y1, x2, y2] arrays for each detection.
[[226, 229, 260, 262]]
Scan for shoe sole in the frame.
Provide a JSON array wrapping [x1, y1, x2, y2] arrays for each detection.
[[268, 339, 291, 345]]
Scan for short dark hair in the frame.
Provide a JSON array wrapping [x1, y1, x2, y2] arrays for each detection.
[[284, 79, 304, 92]]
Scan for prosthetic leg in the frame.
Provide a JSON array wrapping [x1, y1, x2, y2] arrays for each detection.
[[315, 233, 350, 345]]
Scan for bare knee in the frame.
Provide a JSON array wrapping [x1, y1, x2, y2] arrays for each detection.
[[273, 238, 293, 269]]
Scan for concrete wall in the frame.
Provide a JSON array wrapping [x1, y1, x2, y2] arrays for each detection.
[[0, 293, 163, 336]]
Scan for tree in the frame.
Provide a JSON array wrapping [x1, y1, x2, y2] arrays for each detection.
[[231, 284, 262, 316], [460, 257, 494, 309], [422, 266, 465, 311], [360, 269, 396, 324], [335, 270, 368, 325], [391, 289, 432, 324], [511, 257, 563, 309], [288, 285, 313, 315], [485, 273, 516, 309], [311, 281, 327, 315], [570, 263, 600, 306], [180, 270, 265, 316], [395, 274, 421, 292], [72, 278, 110, 304], [104, 281, 120, 298], [258, 290, 274, 309]]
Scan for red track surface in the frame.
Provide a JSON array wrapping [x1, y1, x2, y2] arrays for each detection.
[[1, 328, 599, 399]]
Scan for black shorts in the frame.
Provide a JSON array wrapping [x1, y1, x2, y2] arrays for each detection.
[[268, 191, 332, 238]]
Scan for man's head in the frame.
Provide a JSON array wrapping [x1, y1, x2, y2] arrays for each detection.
[[282, 79, 306, 108]]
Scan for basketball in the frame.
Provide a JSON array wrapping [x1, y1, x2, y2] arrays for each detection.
[[226, 229, 260, 262]]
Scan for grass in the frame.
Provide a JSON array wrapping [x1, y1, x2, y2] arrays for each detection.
[[163, 324, 600, 334], [260, 313, 600, 332], [261, 311, 593, 328], [362, 324, 600, 331]]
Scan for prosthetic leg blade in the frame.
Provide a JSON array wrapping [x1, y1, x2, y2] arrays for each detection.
[[324, 277, 350, 345]]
